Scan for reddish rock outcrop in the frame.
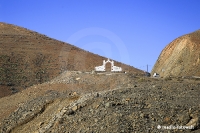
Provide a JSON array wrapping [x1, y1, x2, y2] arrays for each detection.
[[151, 30, 200, 77]]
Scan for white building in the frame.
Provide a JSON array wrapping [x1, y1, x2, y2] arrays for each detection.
[[153, 73, 159, 77], [95, 59, 122, 72]]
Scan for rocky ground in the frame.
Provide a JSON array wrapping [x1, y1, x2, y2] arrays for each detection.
[[0, 71, 200, 133]]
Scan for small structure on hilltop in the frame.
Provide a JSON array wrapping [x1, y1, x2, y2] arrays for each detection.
[[95, 58, 122, 72]]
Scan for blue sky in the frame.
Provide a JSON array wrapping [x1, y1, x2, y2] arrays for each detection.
[[0, 0, 200, 72]]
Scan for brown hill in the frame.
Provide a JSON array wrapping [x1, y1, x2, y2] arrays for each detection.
[[0, 22, 143, 98], [151, 30, 200, 77]]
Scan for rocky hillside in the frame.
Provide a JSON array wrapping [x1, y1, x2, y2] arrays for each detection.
[[0, 22, 143, 98], [0, 71, 200, 133], [151, 30, 200, 77]]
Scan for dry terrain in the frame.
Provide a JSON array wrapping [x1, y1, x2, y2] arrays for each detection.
[[151, 30, 200, 77], [0, 23, 200, 133], [0, 71, 200, 133], [0, 22, 143, 98]]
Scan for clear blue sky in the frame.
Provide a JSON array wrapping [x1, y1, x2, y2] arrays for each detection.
[[0, 0, 200, 72]]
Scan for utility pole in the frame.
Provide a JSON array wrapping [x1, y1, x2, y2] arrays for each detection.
[[147, 64, 148, 72]]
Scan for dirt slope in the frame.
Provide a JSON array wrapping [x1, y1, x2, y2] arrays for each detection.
[[151, 30, 200, 77], [0, 71, 200, 133], [0, 22, 143, 98]]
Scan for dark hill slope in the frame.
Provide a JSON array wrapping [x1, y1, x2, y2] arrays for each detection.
[[0, 22, 143, 98]]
